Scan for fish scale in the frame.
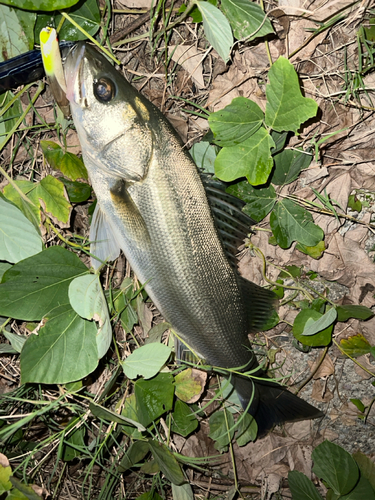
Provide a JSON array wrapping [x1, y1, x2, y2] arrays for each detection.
[[63, 41, 323, 436]]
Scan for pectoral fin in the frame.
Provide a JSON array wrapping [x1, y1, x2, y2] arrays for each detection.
[[90, 203, 121, 270]]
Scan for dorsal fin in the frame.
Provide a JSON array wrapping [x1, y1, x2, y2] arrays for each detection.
[[201, 174, 255, 266], [238, 276, 278, 333]]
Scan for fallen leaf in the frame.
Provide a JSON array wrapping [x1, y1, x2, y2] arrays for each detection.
[[312, 355, 335, 379], [311, 379, 334, 402], [168, 45, 205, 89]]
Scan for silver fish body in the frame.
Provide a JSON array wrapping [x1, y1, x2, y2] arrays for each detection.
[[63, 42, 322, 435]]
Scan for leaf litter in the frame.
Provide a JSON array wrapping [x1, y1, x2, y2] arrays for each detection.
[[1, 0, 375, 498]]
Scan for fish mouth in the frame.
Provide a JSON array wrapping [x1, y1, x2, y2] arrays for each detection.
[[63, 42, 87, 105]]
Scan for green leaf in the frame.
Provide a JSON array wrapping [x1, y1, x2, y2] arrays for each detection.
[[301, 308, 337, 336], [69, 274, 112, 359], [0, 263, 12, 280], [8, 478, 43, 500], [2, 330, 26, 353], [2, 180, 41, 228], [0, 197, 42, 263], [340, 334, 372, 357], [20, 303, 98, 384], [209, 97, 263, 146], [135, 373, 175, 427], [271, 130, 289, 154], [190, 141, 216, 173], [288, 470, 324, 500], [34, 0, 100, 41], [279, 265, 302, 279], [1, 0, 79, 11], [236, 412, 257, 446], [41, 141, 88, 181], [221, 0, 273, 41], [29, 175, 71, 224], [136, 492, 163, 500], [121, 394, 144, 438], [293, 309, 333, 347], [265, 57, 318, 133], [336, 305, 374, 322], [174, 368, 205, 402], [312, 440, 359, 496], [340, 476, 375, 500], [353, 451, 375, 490], [347, 194, 362, 212], [271, 148, 312, 185], [296, 240, 326, 259], [118, 440, 150, 472], [196, 1, 233, 63], [171, 483, 194, 500], [209, 409, 235, 451], [0, 92, 22, 137], [0, 246, 88, 321], [227, 182, 276, 222], [169, 400, 198, 437], [0, 462, 12, 494], [270, 199, 324, 248], [122, 343, 172, 380], [89, 401, 145, 430], [148, 440, 185, 486], [0, 4, 35, 61], [350, 398, 365, 413], [60, 178, 91, 203], [215, 127, 275, 185], [62, 424, 85, 461]]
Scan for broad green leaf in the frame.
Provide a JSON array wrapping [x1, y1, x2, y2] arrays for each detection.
[[196, 1, 233, 63], [271, 148, 312, 185], [29, 175, 71, 224], [0, 263, 12, 280], [0, 4, 35, 62], [227, 182, 276, 222], [69, 274, 112, 359], [265, 57, 318, 133], [41, 141, 88, 181], [340, 476, 375, 500], [236, 412, 257, 445], [312, 440, 359, 496], [62, 424, 85, 461], [347, 194, 362, 212], [340, 334, 372, 357], [215, 127, 275, 185], [0, 246, 88, 321], [270, 199, 324, 248], [0, 344, 17, 354], [136, 492, 163, 500], [148, 440, 185, 486], [0, 197, 42, 263], [0, 463, 12, 494], [271, 130, 289, 154], [288, 470, 324, 500], [1, 0, 78, 11], [209, 409, 235, 451], [2, 330, 26, 353], [121, 394, 144, 438], [350, 398, 365, 413], [209, 97, 263, 146], [296, 240, 326, 259], [122, 343, 172, 380], [172, 483, 194, 500], [89, 401, 145, 430], [135, 373, 175, 427], [279, 265, 302, 279], [34, 0, 101, 42], [190, 141, 216, 173], [353, 451, 375, 490], [221, 0, 273, 41], [20, 303, 98, 384], [0, 92, 22, 137], [145, 322, 170, 344], [301, 308, 337, 336], [118, 440, 150, 472], [2, 180, 41, 228], [174, 368, 206, 402], [337, 305, 374, 322], [120, 303, 138, 333], [293, 309, 332, 347], [8, 478, 43, 500], [169, 400, 198, 437], [60, 178, 91, 203]]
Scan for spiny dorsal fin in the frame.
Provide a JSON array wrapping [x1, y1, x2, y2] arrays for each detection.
[[201, 174, 255, 266]]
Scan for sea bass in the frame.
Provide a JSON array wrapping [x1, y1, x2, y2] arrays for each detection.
[[62, 42, 322, 435]]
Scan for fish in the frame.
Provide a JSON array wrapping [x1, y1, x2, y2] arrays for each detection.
[[62, 41, 323, 436]]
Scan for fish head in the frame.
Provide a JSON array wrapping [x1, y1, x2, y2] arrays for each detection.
[[63, 42, 154, 182]]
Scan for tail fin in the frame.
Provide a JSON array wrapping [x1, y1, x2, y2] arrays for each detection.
[[233, 374, 323, 437]]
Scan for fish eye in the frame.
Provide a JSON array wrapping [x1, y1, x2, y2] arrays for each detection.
[[93, 77, 116, 103]]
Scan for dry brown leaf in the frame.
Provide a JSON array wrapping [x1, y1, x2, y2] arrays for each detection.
[[354, 355, 375, 380], [166, 114, 188, 143], [311, 379, 334, 402], [117, 0, 152, 7], [323, 171, 352, 212], [312, 355, 335, 380], [168, 45, 205, 89], [186, 369, 207, 404], [0, 453, 10, 467]]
